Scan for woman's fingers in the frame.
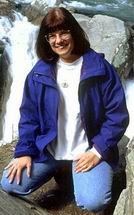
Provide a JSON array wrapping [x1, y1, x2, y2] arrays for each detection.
[[16, 168, 22, 185], [26, 162, 31, 178], [75, 161, 92, 173], [9, 167, 17, 184], [6, 164, 16, 178], [4, 160, 14, 170], [75, 160, 87, 172], [74, 152, 101, 173], [81, 164, 93, 172], [4, 156, 32, 184]]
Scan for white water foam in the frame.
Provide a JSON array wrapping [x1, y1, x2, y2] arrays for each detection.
[[125, 80, 134, 140], [0, 12, 38, 145]]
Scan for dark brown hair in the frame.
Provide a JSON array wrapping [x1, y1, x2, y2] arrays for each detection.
[[36, 7, 90, 63]]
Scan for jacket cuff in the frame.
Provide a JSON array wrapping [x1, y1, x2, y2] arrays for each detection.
[[90, 146, 102, 159], [14, 149, 38, 158], [91, 135, 110, 160]]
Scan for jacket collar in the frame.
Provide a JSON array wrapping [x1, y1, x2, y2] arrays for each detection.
[[80, 49, 106, 81], [33, 49, 106, 82], [33, 60, 56, 80]]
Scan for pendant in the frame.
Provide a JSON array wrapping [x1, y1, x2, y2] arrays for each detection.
[[61, 82, 69, 88]]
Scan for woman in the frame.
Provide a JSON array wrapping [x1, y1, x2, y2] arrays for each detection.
[[1, 7, 129, 213]]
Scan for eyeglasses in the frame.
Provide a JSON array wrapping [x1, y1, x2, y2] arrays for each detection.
[[45, 30, 71, 44]]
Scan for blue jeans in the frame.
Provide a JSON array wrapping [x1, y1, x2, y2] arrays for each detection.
[[1, 153, 113, 212]]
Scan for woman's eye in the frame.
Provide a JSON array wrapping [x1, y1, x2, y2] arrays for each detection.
[[48, 34, 55, 39], [60, 31, 67, 35], [61, 33, 66, 36]]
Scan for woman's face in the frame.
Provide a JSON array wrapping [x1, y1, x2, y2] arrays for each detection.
[[46, 29, 77, 62]]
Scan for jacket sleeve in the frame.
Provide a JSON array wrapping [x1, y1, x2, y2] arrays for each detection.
[[14, 71, 40, 158], [91, 60, 129, 160]]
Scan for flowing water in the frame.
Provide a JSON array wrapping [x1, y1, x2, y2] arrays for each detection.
[[64, 0, 134, 22], [0, 12, 38, 144]]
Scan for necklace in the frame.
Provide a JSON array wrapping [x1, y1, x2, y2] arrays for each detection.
[[61, 81, 69, 88]]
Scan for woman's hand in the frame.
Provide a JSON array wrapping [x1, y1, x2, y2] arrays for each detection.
[[5, 156, 32, 185], [74, 151, 101, 173]]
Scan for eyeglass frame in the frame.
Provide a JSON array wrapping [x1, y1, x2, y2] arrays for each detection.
[[45, 29, 71, 44]]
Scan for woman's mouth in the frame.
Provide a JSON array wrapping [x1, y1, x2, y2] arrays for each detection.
[[53, 43, 68, 49]]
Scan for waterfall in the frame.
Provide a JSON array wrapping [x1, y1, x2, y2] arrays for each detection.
[[125, 80, 134, 139], [13, 0, 58, 6], [0, 12, 38, 145]]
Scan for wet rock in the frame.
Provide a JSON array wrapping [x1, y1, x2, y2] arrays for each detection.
[[0, 1, 15, 16], [0, 44, 8, 141], [74, 14, 132, 78], [113, 137, 134, 215], [0, 188, 50, 215], [21, 0, 63, 25], [125, 22, 134, 78], [0, 50, 12, 142]]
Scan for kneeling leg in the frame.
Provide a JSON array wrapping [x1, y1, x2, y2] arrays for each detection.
[[1, 158, 58, 195], [72, 161, 113, 212]]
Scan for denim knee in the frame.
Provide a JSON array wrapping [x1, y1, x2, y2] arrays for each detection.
[[75, 190, 112, 212], [1, 170, 33, 195]]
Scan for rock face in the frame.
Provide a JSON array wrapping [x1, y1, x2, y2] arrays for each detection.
[[21, 0, 64, 25], [0, 0, 63, 23], [74, 14, 132, 78], [21, 0, 48, 25], [113, 138, 134, 215], [0, 1, 15, 17], [0, 188, 49, 215]]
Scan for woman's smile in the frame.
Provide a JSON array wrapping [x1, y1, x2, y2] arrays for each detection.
[[49, 31, 75, 62]]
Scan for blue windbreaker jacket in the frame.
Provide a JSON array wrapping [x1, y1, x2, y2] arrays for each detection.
[[14, 49, 129, 168]]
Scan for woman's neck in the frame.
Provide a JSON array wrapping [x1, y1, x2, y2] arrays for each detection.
[[60, 54, 81, 63]]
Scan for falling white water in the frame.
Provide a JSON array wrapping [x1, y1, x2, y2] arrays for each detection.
[[13, 0, 33, 3], [125, 80, 134, 140], [45, 0, 59, 6], [0, 12, 38, 145], [12, 0, 58, 6]]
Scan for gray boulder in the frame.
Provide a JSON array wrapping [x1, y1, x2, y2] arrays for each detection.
[[0, 188, 50, 215], [0, 0, 14, 16], [74, 14, 132, 78], [113, 137, 134, 215], [21, 0, 63, 25]]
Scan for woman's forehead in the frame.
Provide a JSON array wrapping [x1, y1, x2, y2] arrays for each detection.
[[45, 22, 70, 34], [48, 29, 70, 34]]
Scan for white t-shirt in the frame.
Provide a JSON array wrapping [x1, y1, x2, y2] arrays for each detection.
[[47, 57, 101, 160]]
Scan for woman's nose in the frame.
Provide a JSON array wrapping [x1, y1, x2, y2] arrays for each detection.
[[55, 34, 62, 43]]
